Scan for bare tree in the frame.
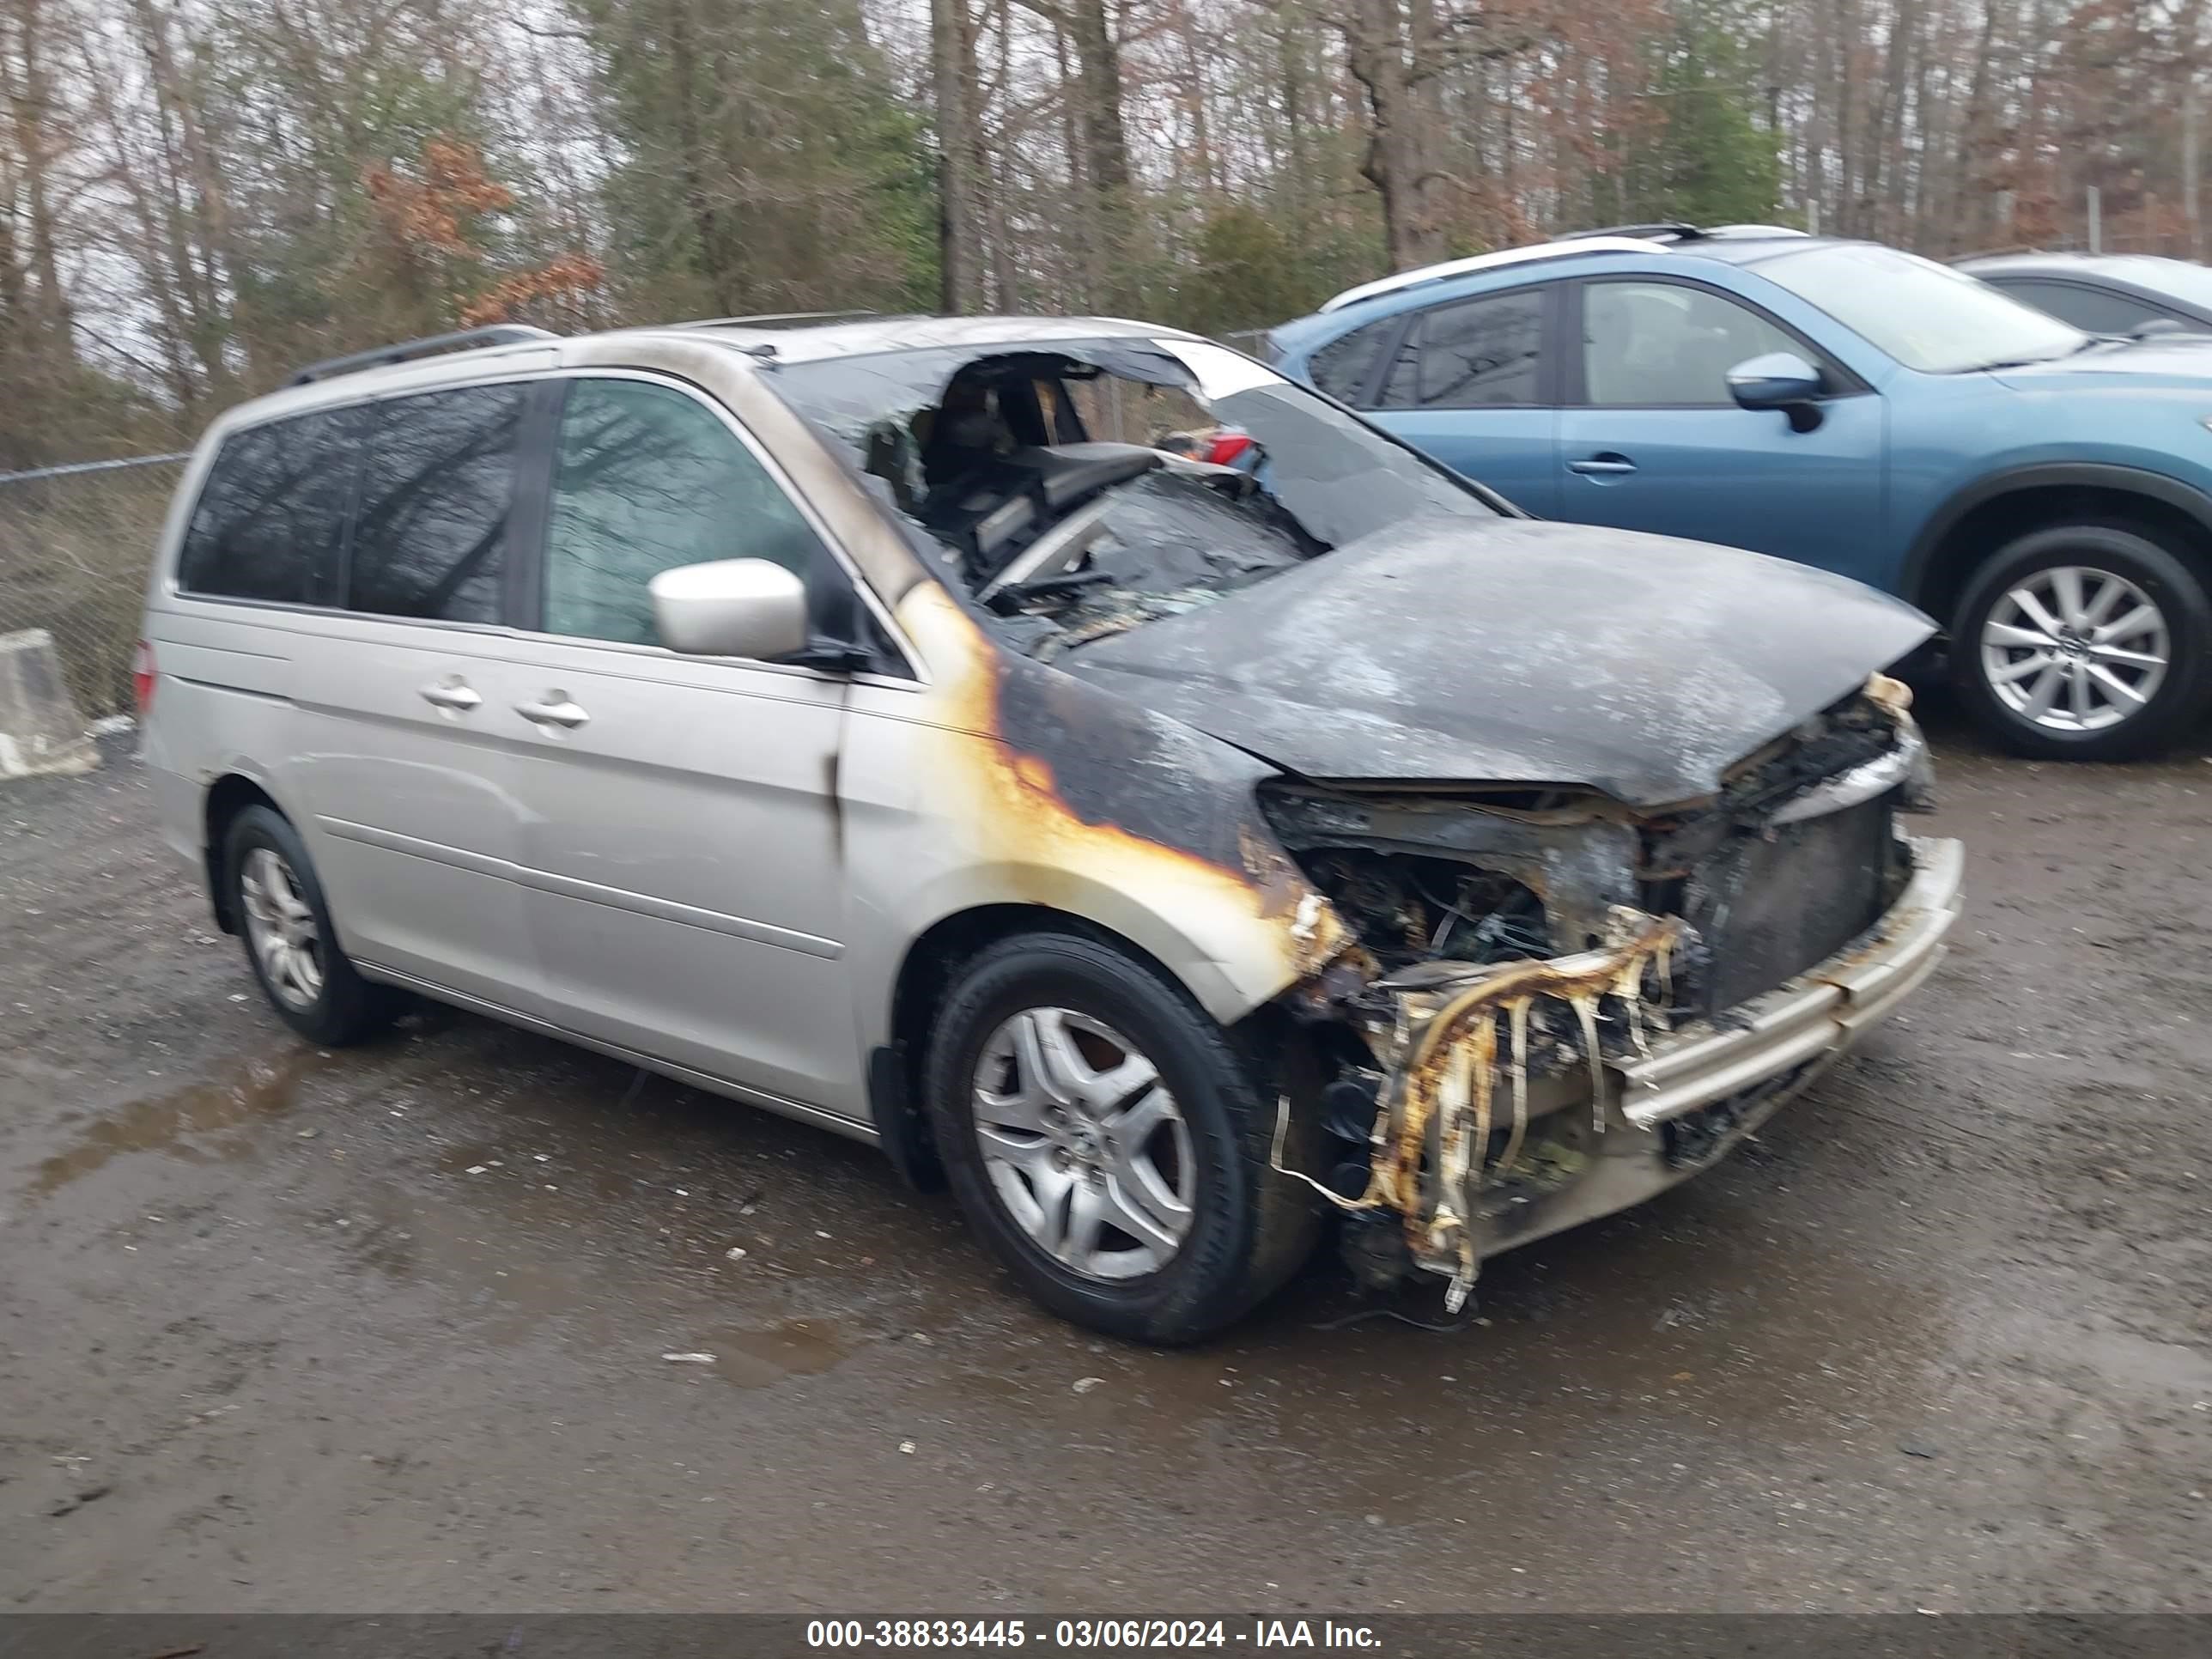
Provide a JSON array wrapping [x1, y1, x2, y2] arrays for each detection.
[[15, 0, 2212, 467]]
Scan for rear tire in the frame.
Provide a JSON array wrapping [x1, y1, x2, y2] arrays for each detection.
[[1950, 523, 2212, 760], [222, 805, 400, 1046], [922, 932, 1321, 1344]]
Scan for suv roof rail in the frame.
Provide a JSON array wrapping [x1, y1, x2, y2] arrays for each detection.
[[1948, 245, 2050, 263], [1548, 222, 1813, 246], [287, 324, 557, 387], [675, 311, 884, 330], [1698, 223, 1814, 241], [1551, 222, 1705, 243], [1316, 236, 1669, 313]]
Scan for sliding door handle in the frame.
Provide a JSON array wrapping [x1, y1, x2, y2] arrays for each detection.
[[419, 678, 482, 713], [516, 695, 590, 731]]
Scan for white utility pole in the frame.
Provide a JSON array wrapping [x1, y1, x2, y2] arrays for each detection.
[[2186, 75, 2203, 260]]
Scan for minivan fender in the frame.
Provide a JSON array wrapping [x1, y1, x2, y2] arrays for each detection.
[[862, 873, 1325, 1192], [856, 582, 1360, 1044], [889, 865, 1305, 1030], [198, 765, 295, 933]]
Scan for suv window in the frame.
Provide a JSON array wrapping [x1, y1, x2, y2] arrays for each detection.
[[541, 378, 828, 647], [1991, 279, 2176, 337], [177, 408, 362, 604], [347, 383, 526, 624], [1582, 281, 1800, 406], [1377, 289, 1547, 409], [1306, 317, 1397, 405]]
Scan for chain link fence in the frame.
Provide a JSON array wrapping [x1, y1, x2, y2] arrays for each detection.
[[0, 454, 185, 726]]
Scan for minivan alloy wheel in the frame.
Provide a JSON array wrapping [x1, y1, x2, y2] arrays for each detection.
[[240, 846, 325, 1010], [1978, 563, 2170, 733], [970, 1006, 1194, 1280]]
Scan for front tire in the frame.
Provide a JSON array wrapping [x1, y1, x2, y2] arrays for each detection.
[[922, 932, 1320, 1344], [1950, 523, 2212, 760], [223, 805, 399, 1046]]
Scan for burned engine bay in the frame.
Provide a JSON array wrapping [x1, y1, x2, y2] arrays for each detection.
[[1259, 684, 1930, 1307]]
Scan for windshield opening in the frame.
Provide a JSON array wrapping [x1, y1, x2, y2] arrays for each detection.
[[765, 336, 1497, 656], [1754, 243, 2091, 373]]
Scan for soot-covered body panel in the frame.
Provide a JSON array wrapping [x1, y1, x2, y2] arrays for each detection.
[[866, 581, 1357, 1030], [1060, 517, 1936, 806]]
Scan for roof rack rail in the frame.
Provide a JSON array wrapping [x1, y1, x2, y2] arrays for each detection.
[[287, 324, 556, 387], [1695, 223, 1812, 240], [1316, 236, 1671, 313], [1946, 244, 2045, 263], [674, 311, 883, 330], [1550, 222, 1705, 244]]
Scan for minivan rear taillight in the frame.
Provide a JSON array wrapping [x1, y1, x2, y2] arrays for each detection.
[[131, 639, 156, 714]]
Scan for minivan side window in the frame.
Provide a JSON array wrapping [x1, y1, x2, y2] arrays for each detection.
[[176, 408, 362, 605], [1374, 288, 1548, 410], [347, 383, 525, 624], [540, 378, 829, 647], [1581, 281, 1800, 406]]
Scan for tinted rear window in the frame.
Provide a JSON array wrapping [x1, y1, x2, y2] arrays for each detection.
[[1306, 317, 1396, 405], [347, 384, 526, 623], [177, 408, 362, 603]]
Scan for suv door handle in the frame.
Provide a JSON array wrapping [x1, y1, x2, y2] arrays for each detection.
[[1568, 453, 1638, 476], [516, 694, 590, 731], [419, 678, 482, 712]]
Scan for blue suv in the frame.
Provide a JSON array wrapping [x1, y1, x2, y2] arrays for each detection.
[[1269, 225, 2212, 759]]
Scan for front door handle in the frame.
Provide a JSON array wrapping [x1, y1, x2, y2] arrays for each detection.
[[516, 693, 590, 731], [419, 678, 482, 713], [1568, 453, 1638, 476]]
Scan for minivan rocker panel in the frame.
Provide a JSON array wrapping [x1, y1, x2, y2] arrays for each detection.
[[143, 316, 1962, 1341]]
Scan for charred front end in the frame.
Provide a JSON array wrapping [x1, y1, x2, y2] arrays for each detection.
[[758, 327, 1962, 1312], [1259, 678, 1960, 1305]]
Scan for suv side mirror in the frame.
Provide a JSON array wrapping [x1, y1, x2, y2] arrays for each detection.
[[650, 558, 811, 660], [1728, 351, 1826, 430]]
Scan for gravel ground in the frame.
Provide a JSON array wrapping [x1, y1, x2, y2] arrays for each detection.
[[2, 709, 2209, 1614]]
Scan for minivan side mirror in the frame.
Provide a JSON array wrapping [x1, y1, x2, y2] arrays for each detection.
[[650, 558, 811, 660], [1728, 351, 1826, 430]]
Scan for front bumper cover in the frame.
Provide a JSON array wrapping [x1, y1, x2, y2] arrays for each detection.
[[1279, 835, 1965, 1304], [1615, 833, 1963, 1128]]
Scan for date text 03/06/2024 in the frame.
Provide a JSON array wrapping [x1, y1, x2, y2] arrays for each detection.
[[804, 1619, 1383, 1649]]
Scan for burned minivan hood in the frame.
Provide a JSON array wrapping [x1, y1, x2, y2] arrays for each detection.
[[1059, 518, 1936, 806]]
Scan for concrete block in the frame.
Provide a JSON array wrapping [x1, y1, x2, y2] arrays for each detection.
[[0, 629, 100, 781]]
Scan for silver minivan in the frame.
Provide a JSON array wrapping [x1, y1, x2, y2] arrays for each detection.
[[140, 315, 1963, 1341]]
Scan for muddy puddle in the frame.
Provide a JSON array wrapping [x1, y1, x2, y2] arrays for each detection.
[[702, 1320, 851, 1387], [26, 1046, 338, 1197]]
